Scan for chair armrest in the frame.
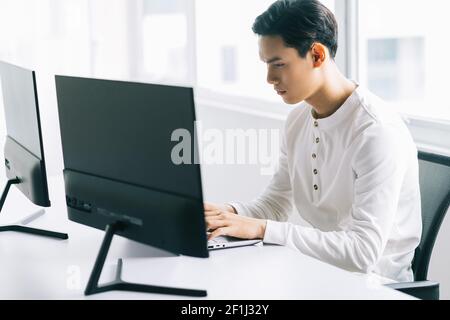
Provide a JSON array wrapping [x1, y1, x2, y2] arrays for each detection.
[[385, 280, 439, 300]]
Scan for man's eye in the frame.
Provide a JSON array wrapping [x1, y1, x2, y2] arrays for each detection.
[[274, 64, 285, 68]]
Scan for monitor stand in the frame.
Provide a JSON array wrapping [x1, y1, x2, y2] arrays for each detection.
[[0, 178, 68, 239], [85, 222, 207, 297]]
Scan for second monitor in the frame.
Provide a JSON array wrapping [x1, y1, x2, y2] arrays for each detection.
[[0, 60, 67, 240]]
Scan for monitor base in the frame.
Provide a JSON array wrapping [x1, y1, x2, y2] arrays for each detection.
[[0, 224, 68, 239], [85, 222, 207, 297], [0, 179, 68, 240]]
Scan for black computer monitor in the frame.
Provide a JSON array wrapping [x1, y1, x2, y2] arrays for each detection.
[[0, 61, 67, 239], [55, 75, 208, 297]]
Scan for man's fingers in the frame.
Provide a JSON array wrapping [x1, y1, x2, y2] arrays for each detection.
[[203, 203, 217, 211], [204, 209, 222, 217], [208, 227, 232, 240], [205, 217, 228, 230]]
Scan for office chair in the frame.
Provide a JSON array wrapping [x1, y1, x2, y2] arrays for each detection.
[[386, 151, 450, 300]]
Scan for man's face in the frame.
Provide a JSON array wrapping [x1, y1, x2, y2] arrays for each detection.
[[259, 35, 320, 104]]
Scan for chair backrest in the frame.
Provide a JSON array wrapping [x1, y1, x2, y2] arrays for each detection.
[[412, 151, 450, 281]]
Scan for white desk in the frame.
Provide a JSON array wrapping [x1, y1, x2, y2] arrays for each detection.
[[0, 176, 414, 300]]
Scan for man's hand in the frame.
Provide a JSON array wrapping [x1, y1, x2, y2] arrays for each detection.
[[204, 206, 267, 241], [204, 202, 236, 215]]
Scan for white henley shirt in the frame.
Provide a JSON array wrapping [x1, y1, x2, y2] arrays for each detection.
[[231, 86, 422, 282]]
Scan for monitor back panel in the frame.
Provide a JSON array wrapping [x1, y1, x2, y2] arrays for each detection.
[[0, 61, 50, 206], [56, 76, 207, 257]]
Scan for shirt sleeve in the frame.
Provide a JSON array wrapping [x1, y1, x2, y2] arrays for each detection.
[[262, 125, 409, 273], [228, 123, 293, 222]]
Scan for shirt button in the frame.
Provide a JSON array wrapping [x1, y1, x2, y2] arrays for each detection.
[[314, 121, 319, 127], [312, 153, 317, 159], [313, 169, 318, 175], [316, 137, 320, 143], [314, 184, 318, 190]]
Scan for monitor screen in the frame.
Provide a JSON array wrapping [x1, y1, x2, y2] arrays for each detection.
[[0, 61, 43, 160]]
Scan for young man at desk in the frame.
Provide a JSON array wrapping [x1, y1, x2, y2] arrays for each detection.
[[204, 0, 422, 283]]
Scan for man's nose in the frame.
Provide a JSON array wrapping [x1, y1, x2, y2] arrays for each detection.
[[267, 71, 278, 85]]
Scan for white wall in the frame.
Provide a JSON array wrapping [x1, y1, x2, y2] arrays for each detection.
[[196, 103, 283, 203]]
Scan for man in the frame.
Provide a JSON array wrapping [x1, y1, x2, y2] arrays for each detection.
[[205, 0, 421, 283]]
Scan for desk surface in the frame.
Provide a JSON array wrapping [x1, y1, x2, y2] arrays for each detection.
[[0, 176, 413, 300]]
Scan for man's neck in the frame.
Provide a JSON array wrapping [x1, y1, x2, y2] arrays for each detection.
[[306, 65, 357, 119]]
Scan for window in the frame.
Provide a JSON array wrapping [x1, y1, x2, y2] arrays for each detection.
[[0, 0, 135, 176], [366, 37, 425, 101], [359, 0, 450, 121], [137, 0, 194, 85], [0, 0, 92, 76], [1, 0, 447, 158]]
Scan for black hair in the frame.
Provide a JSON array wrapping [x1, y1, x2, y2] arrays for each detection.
[[252, 0, 338, 59]]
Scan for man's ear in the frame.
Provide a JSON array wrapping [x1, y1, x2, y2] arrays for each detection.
[[311, 43, 326, 67]]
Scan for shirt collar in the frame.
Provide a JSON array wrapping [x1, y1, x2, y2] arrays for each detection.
[[306, 84, 362, 130]]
